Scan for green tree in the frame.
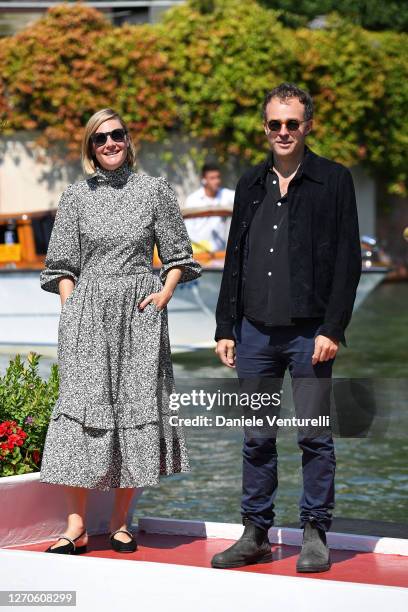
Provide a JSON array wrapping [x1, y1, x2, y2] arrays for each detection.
[[0, 0, 407, 194], [259, 0, 408, 32], [190, 0, 216, 13], [0, 3, 177, 159]]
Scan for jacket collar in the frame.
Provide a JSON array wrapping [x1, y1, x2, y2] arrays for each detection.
[[248, 144, 324, 188]]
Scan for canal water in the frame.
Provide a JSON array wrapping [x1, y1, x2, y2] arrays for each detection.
[[1, 282, 407, 526], [141, 281, 408, 527]]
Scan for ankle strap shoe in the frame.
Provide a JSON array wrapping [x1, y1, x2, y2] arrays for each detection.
[[45, 529, 87, 555], [110, 528, 138, 553]]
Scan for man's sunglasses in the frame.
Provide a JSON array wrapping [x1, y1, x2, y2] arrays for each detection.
[[91, 128, 127, 147], [266, 119, 308, 132]]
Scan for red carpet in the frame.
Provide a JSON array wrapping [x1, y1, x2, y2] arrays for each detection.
[[7, 532, 408, 588]]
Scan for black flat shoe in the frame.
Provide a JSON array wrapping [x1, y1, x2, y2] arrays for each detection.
[[44, 529, 88, 555], [109, 529, 137, 553]]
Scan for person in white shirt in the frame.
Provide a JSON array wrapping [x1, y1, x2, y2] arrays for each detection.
[[183, 163, 235, 252]]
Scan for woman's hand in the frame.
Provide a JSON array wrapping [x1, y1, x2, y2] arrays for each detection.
[[138, 287, 173, 312], [138, 267, 183, 311], [58, 277, 75, 308]]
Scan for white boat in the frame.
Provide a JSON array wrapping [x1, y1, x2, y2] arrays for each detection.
[[0, 210, 389, 353], [0, 265, 388, 354]]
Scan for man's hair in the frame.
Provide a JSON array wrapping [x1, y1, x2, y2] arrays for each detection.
[[201, 162, 221, 177], [261, 82, 314, 122]]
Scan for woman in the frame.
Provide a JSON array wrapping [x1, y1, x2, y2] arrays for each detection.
[[39, 108, 202, 554]]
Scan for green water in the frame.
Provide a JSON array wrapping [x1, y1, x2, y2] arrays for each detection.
[[135, 281, 408, 526]]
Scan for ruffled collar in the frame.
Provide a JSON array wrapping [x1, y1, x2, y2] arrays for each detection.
[[93, 161, 133, 186]]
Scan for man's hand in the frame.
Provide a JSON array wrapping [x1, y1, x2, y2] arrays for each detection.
[[215, 339, 236, 368], [312, 335, 339, 365]]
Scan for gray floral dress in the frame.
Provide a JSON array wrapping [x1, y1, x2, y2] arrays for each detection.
[[39, 162, 201, 490]]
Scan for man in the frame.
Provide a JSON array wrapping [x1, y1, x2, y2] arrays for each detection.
[[212, 82, 361, 572], [183, 162, 235, 252]]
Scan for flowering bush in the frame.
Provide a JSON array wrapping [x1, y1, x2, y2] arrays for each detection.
[[0, 0, 407, 193], [0, 420, 31, 475], [0, 352, 58, 477]]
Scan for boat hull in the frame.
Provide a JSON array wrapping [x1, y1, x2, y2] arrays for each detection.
[[0, 268, 387, 352]]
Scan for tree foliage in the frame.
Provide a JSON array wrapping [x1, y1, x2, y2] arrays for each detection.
[[0, 4, 177, 159], [258, 0, 408, 32], [0, 0, 407, 194]]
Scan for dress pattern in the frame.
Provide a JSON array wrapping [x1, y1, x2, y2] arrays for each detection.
[[39, 161, 202, 490]]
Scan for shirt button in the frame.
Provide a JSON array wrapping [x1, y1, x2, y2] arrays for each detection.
[[273, 225, 278, 230], [270, 248, 274, 252], [268, 272, 272, 276], [277, 202, 282, 206], [272, 180, 277, 184]]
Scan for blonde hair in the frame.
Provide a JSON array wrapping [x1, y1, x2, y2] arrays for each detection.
[[81, 108, 136, 175]]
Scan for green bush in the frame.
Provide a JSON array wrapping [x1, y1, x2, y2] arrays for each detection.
[[0, 353, 58, 476]]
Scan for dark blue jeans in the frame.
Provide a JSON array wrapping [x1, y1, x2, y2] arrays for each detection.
[[234, 316, 336, 532]]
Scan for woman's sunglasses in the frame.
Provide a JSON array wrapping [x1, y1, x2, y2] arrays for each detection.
[[266, 119, 308, 132], [91, 128, 127, 148]]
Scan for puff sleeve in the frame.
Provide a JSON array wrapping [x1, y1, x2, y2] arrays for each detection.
[[154, 177, 202, 284], [40, 184, 81, 294]]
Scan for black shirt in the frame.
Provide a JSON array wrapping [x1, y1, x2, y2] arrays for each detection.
[[242, 167, 294, 326], [214, 144, 362, 345]]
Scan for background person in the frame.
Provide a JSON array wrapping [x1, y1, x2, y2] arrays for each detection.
[[183, 162, 235, 252]]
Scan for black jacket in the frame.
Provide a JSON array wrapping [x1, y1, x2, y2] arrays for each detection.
[[214, 144, 362, 346]]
